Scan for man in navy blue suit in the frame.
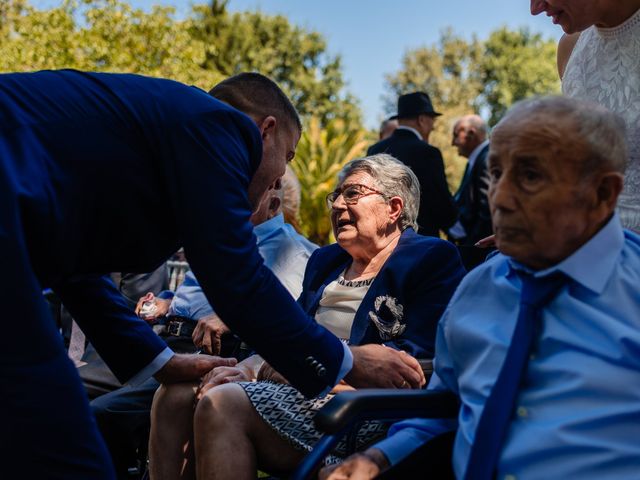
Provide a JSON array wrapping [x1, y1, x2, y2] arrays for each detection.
[[0, 70, 422, 478], [367, 92, 457, 237]]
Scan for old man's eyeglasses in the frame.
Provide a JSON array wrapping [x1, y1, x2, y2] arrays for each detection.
[[326, 183, 387, 209]]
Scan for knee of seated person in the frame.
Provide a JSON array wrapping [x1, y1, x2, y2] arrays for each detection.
[[194, 383, 245, 425], [152, 382, 195, 416]]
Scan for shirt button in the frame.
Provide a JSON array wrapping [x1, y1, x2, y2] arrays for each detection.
[[516, 406, 528, 418], [505, 475, 517, 480]]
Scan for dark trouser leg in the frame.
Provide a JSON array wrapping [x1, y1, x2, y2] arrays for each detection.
[[91, 378, 161, 479]]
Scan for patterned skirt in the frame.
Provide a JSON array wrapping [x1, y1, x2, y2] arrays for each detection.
[[239, 381, 388, 462]]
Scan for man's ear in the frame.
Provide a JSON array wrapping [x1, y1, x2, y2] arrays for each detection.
[[258, 115, 277, 140], [268, 196, 281, 218], [595, 172, 624, 210], [387, 196, 404, 224]]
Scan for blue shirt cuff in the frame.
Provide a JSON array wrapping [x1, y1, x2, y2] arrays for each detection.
[[125, 347, 174, 386], [375, 426, 435, 466], [376, 416, 457, 466]]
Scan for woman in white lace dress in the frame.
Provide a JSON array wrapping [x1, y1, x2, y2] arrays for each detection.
[[531, 0, 640, 232]]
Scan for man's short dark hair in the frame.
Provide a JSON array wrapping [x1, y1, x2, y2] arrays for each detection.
[[209, 72, 302, 133]]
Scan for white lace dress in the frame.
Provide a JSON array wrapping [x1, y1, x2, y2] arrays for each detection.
[[562, 8, 640, 232]]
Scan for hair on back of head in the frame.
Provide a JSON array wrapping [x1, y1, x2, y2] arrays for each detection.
[[496, 95, 627, 177], [209, 72, 302, 133]]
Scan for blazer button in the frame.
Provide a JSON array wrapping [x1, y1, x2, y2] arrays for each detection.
[[305, 356, 315, 365], [317, 367, 327, 377]]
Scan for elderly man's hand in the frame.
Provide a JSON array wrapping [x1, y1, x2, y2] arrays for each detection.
[[319, 449, 389, 480], [135, 292, 170, 322], [154, 353, 236, 384], [192, 313, 230, 355], [346, 344, 425, 389]]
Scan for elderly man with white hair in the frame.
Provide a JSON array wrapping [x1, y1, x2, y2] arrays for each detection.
[[323, 96, 640, 480], [449, 114, 492, 269]]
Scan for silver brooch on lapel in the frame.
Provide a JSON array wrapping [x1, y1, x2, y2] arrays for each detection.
[[368, 295, 406, 340]]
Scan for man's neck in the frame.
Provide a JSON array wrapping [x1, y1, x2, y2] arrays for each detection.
[[396, 125, 423, 141]]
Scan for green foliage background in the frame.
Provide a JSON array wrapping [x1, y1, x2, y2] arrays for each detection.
[[0, 1, 560, 244], [385, 27, 561, 194]]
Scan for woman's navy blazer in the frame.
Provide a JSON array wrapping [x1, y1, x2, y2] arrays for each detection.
[[297, 228, 466, 359]]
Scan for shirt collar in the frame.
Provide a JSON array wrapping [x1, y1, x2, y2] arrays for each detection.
[[395, 125, 423, 141], [253, 213, 284, 241], [508, 213, 624, 294], [467, 139, 490, 171]]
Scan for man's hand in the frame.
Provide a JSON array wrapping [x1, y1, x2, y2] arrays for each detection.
[[346, 345, 425, 389], [154, 353, 236, 384], [319, 449, 389, 480], [192, 313, 230, 355], [135, 292, 170, 322]]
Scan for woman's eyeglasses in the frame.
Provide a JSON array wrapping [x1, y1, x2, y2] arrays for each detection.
[[326, 183, 386, 209]]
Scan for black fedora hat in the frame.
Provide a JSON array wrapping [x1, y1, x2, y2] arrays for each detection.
[[390, 91, 442, 119]]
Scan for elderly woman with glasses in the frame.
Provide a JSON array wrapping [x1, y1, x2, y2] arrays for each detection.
[[148, 154, 465, 479]]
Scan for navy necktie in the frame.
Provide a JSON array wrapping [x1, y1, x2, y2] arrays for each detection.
[[463, 271, 568, 480]]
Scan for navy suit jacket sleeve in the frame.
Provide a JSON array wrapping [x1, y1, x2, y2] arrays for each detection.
[[54, 275, 167, 382]]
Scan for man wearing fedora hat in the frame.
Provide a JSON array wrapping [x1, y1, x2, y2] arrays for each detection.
[[368, 92, 457, 237]]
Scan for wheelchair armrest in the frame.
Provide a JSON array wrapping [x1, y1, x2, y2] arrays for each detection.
[[314, 389, 459, 434]]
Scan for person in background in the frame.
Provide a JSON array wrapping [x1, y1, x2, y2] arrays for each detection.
[[367, 92, 457, 237], [448, 115, 492, 269], [378, 117, 398, 141]]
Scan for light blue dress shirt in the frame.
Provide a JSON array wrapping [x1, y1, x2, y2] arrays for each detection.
[[165, 213, 317, 319], [376, 214, 640, 479]]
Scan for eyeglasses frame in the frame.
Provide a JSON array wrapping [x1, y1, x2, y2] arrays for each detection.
[[326, 183, 388, 209]]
